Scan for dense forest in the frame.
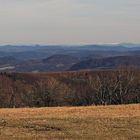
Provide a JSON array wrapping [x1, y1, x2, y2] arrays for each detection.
[[0, 68, 139, 108]]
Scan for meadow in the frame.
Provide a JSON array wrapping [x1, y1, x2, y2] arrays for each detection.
[[0, 104, 140, 140]]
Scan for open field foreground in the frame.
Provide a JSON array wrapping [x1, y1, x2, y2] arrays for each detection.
[[0, 105, 140, 140]]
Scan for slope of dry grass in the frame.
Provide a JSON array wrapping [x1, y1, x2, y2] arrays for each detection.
[[0, 104, 140, 140]]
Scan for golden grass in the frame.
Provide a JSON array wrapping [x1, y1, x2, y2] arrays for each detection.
[[0, 104, 140, 140]]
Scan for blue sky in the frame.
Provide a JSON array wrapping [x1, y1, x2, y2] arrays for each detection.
[[0, 0, 140, 45]]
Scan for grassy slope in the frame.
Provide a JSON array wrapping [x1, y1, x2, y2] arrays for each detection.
[[0, 104, 140, 140]]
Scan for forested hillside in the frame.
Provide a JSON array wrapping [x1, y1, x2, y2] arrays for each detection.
[[0, 68, 139, 108], [0, 44, 140, 72]]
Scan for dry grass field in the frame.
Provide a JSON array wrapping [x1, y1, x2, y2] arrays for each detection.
[[0, 104, 140, 140]]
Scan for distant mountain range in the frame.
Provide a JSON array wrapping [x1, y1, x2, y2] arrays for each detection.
[[0, 43, 139, 72], [70, 56, 140, 71]]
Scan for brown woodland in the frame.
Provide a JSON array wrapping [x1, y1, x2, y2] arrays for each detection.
[[0, 68, 139, 108]]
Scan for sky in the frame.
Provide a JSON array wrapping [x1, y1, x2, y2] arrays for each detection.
[[0, 0, 140, 45]]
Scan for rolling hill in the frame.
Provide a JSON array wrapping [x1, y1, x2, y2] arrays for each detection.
[[0, 44, 139, 72], [15, 54, 79, 72], [70, 56, 140, 71]]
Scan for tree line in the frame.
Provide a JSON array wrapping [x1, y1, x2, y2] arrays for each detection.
[[0, 68, 139, 108]]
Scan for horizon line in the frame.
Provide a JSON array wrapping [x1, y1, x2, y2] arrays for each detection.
[[0, 42, 140, 46]]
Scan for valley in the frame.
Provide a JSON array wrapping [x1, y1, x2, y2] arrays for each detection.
[[0, 44, 140, 72]]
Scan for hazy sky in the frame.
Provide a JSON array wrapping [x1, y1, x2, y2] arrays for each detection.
[[0, 0, 140, 45]]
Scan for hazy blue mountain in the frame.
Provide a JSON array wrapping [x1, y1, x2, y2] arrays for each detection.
[[70, 56, 140, 71], [15, 54, 79, 72], [0, 44, 139, 72]]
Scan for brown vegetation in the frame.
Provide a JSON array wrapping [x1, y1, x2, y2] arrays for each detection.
[[0, 68, 139, 107], [0, 105, 139, 139]]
